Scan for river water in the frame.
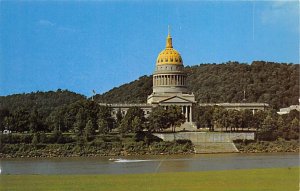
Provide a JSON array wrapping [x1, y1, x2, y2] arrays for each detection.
[[0, 153, 299, 175]]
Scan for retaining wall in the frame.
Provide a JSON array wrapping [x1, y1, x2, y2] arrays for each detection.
[[153, 132, 255, 143]]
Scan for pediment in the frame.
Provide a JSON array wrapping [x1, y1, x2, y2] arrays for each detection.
[[159, 96, 193, 103]]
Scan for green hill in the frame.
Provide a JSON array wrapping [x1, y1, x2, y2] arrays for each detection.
[[95, 61, 299, 109], [0, 89, 85, 118]]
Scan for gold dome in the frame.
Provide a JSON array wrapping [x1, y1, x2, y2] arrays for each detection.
[[156, 31, 183, 65]]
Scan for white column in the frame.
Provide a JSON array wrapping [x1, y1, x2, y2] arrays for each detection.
[[187, 106, 190, 122], [158, 76, 161, 85], [184, 106, 188, 121], [189, 106, 193, 122], [180, 76, 183, 85]]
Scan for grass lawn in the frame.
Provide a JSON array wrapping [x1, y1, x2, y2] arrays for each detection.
[[1, 167, 299, 191]]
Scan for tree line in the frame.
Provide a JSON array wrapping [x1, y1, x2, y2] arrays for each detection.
[[1, 96, 299, 143], [194, 106, 299, 141], [0, 98, 186, 143]]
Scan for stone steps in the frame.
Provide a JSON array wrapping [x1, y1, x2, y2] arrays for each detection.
[[176, 122, 197, 131], [193, 142, 239, 153]]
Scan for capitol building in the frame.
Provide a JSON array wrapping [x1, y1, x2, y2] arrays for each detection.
[[147, 30, 196, 123], [100, 30, 268, 130]]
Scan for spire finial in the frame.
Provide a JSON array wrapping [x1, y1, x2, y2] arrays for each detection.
[[166, 25, 173, 48]]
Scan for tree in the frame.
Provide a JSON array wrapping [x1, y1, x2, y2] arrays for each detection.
[[241, 110, 254, 131], [167, 106, 185, 132], [97, 118, 108, 134], [288, 118, 299, 140], [51, 128, 64, 143], [74, 108, 87, 136], [12, 107, 30, 132], [212, 106, 226, 131], [3, 116, 13, 132], [219, 109, 229, 131], [29, 109, 45, 133], [84, 120, 94, 141], [31, 133, 39, 147], [194, 106, 214, 130], [0, 108, 10, 132], [253, 110, 267, 132], [147, 106, 169, 132], [97, 106, 114, 133], [276, 116, 287, 139], [116, 109, 123, 126], [46, 107, 68, 132], [119, 118, 129, 134], [131, 116, 143, 132], [119, 107, 145, 133], [257, 115, 278, 141], [147, 106, 185, 132]]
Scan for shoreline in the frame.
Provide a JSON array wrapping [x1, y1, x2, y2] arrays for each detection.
[[1, 141, 299, 159], [1, 151, 299, 160]]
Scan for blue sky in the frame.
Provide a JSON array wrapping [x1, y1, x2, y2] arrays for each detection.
[[0, 1, 299, 97]]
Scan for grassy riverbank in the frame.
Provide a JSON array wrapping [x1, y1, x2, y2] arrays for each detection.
[[0, 133, 194, 158], [1, 133, 299, 158], [234, 139, 299, 153], [1, 167, 299, 191]]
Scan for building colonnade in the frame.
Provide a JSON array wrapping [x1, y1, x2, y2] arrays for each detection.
[[153, 74, 186, 86], [162, 104, 193, 122]]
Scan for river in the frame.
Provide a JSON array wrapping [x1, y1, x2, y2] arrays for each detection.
[[0, 153, 298, 175]]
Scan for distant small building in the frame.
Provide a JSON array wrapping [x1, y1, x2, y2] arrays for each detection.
[[277, 98, 300, 115], [277, 103, 300, 115], [3, 129, 11, 134]]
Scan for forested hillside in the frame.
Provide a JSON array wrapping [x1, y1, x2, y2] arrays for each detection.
[[0, 89, 85, 120], [95, 75, 153, 104], [95, 61, 299, 109]]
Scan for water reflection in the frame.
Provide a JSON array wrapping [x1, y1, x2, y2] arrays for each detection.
[[0, 153, 298, 175]]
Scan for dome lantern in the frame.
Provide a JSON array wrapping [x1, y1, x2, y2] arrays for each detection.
[[166, 26, 173, 48], [156, 29, 183, 66]]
